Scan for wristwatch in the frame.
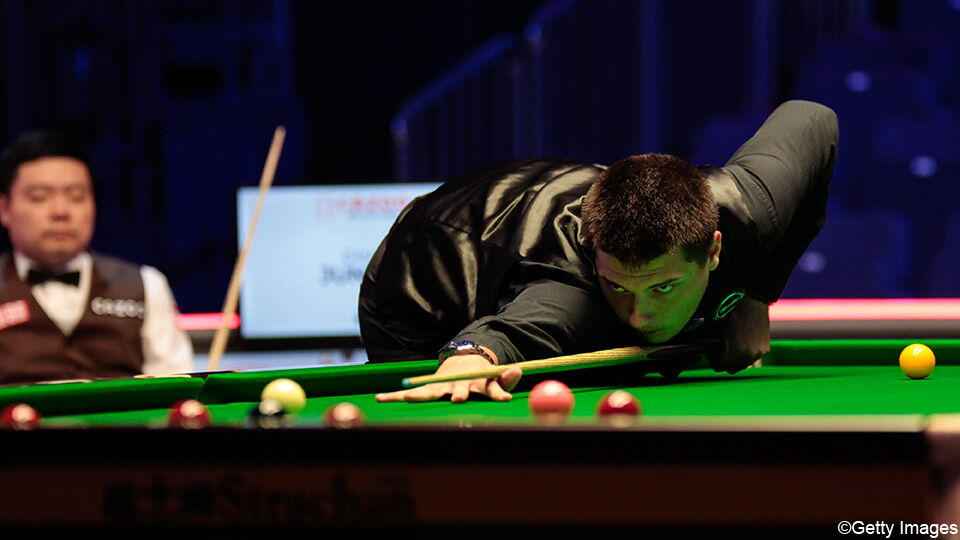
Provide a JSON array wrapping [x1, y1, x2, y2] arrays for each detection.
[[438, 340, 495, 366]]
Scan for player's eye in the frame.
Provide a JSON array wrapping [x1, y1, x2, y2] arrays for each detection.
[[64, 187, 88, 202], [653, 284, 675, 294], [23, 187, 53, 202]]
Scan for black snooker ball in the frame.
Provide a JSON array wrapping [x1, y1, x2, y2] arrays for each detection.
[[248, 398, 290, 429]]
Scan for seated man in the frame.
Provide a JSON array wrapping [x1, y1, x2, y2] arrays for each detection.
[[361, 100, 837, 402], [0, 131, 193, 384]]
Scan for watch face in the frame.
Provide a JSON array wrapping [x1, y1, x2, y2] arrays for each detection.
[[440, 340, 478, 359], [439, 340, 494, 365]]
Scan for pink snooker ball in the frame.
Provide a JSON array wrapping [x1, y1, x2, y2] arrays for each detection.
[[528, 380, 575, 421]]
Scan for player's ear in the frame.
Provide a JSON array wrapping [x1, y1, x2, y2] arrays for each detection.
[[0, 194, 10, 227], [707, 231, 721, 271]]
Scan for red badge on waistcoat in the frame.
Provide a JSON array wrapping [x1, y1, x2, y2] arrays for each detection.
[[0, 300, 31, 331]]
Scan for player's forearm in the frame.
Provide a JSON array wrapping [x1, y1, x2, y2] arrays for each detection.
[[725, 101, 837, 302], [453, 277, 622, 364]]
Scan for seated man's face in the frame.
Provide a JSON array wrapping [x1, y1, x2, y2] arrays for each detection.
[[0, 157, 96, 269], [595, 231, 721, 343]]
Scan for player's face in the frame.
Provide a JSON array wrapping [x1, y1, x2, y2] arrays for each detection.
[[0, 157, 96, 269], [595, 231, 721, 343]]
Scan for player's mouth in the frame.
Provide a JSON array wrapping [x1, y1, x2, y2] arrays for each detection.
[[638, 326, 682, 343], [43, 230, 76, 239], [636, 328, 664, 340]]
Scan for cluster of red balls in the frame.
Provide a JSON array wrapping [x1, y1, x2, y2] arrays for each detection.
[[527, 380, 641, 424]]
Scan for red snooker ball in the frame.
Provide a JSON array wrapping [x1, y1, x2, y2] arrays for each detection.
[[0, 403, 42, 430], [596, 390, 642, 425], [528, 380, 575, 422], [168, 399, 212, 429], [324, 402, 365, 428]]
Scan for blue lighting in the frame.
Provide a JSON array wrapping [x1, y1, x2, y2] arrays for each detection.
[[74, 48, 92, 82], [524, 23, 542, 42], [844, 70, 872, 93], [910, 155, 938, 178], [799, 252, 826, 273], [390, 118, 408, 136]]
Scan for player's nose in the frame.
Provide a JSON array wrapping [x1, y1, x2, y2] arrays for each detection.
[[49, 196, 71, 217], [628, 303, 654, 329]]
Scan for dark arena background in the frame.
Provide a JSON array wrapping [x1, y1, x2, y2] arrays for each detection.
[[6, 1, 960, 534], [2, 0, 959, 356], [4, 0, 960, 363]]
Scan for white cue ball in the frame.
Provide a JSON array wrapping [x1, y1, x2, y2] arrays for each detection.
[[261, 378, 307, 414]]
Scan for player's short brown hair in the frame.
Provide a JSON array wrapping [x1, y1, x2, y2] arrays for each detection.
[[582, 154, 718, 267]]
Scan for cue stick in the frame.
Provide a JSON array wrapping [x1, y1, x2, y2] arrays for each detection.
[[400, 341, 719, 388], [206, 126, 286, 371]]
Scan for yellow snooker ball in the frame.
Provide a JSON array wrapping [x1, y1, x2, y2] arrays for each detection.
[[899, 343, 936, 379], [261, 378, 307, 414]]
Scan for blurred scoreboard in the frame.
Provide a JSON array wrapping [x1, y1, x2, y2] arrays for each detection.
[[236, 183, 440, 340]]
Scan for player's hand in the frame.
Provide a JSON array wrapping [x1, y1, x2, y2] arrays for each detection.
[[709, 296, 771, 374], [375, 353, 522, 403]]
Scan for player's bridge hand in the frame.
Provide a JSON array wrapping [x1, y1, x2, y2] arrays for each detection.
[[375, 354, 522, 403]]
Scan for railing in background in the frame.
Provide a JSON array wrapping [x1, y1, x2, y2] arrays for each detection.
[[391, 35, 526, 181], [524, 0, 647, 164], [392, 0, 873, 180]]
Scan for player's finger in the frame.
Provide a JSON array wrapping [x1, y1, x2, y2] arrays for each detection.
[[498, 367, 523, 391], [726, 351, 758, 374], [376, 383, 450, 403], [407, 383, 459, 402], [724, 353, 746, 374], [710, 341, 736, 373], [375, 390, 408, 402], [483, 379, 513, 402], [450, 380, 472, 403]]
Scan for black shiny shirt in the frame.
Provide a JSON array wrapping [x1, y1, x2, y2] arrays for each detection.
[[359, 100, 838, 364]]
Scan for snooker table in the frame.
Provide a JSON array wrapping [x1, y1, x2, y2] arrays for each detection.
[[2, 339, 960, 531]]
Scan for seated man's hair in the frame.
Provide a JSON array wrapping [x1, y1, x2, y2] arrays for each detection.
[[0, 131, 94, 195], [582, 154, 719, 267]]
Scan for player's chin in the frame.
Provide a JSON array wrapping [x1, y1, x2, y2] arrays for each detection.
[[40, 240, 81, 255]]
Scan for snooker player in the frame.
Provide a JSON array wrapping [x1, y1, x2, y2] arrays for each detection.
[[0, 131, 192, 385], [362, 100, 836, 402]]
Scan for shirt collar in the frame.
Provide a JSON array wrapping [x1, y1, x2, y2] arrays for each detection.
[[13, 251, 91, 282]]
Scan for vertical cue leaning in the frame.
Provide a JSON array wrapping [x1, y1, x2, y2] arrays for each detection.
[[206, 126, 286, 372]]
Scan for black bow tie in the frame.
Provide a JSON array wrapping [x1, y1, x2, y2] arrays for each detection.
[[26, 269, 81, 287]]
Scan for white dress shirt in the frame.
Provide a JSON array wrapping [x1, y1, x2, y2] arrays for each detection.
[[13, 251, 194, 375]]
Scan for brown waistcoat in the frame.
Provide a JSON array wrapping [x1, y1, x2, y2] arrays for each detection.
[[0, 253, 145, 385]]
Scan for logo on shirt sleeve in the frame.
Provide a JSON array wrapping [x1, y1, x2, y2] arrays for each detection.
[[0, 300, 31, 331], [713, 291, 746, 321]]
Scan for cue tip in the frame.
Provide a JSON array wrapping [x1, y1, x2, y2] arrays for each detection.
[[401, 377, 413, 388]]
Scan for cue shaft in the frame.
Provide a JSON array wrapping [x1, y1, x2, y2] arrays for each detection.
[[400, 343, 714, 388], [207, 126, 286, 372]]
